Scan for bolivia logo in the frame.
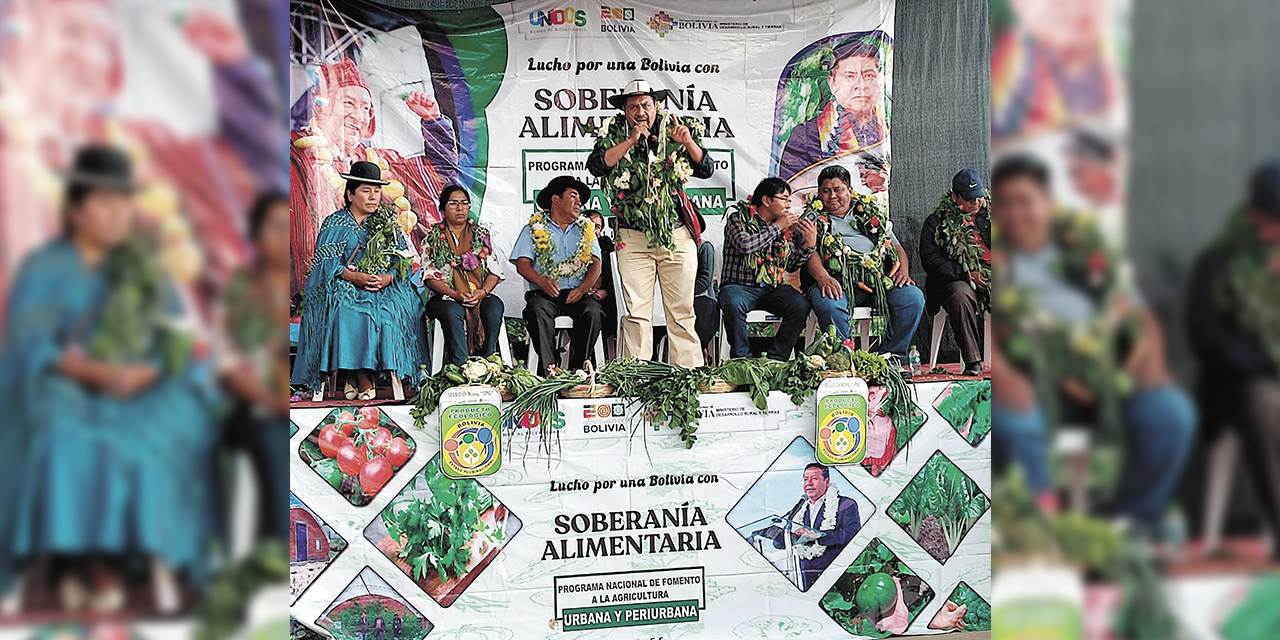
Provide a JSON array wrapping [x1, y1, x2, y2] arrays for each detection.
[[443, 419, 498, 476], [819, 409, 865, 464]]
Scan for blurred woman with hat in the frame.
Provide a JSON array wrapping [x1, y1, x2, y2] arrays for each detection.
[[290, 161, 427, 400], [0, 144, 215, 613]]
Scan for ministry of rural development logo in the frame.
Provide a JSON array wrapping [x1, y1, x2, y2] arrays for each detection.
[[646, 11, 674, 37], [529, 6, 588, 27], [601, 6, 634, 20], [583, 402, 626, 419]]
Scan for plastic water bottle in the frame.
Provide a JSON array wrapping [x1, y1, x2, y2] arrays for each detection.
[[908, 345, 922, 376], [1162, 507, 1188, 562]]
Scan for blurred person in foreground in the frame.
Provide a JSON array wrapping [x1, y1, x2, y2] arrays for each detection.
[[1188, 157, 1280, 558], [990, 153, 1195, 528], [216, 192, 291, 543], [0, 146, 214, 613], [0, 0, 283, 312]]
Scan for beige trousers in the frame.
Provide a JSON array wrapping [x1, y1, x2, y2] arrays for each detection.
[[615, 226, 704, 368]]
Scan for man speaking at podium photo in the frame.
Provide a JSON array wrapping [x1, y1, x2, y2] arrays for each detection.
[[758, 463, 862, 590]]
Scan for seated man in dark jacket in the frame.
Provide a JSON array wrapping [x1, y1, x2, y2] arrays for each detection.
[[919, 168, 992, 376], [1187, 157, 1280, 557]]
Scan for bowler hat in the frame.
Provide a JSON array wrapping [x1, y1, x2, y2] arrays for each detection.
[[339, 160, 390, 186], [537, 175, 590, 211], [63, 144, 137, 192]]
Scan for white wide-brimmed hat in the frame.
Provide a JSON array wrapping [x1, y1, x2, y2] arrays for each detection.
[[607, 79, 671, 109]]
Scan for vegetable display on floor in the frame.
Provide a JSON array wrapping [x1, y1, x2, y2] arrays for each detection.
[[886, 450, 990, 563], [818, 537, 935, 638], [298, 407, 417, 506]]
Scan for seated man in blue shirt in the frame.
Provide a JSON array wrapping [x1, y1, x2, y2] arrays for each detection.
[[802, 165, 925, 375], [511, 176, 605, 375], [719, 178, 818, 360]]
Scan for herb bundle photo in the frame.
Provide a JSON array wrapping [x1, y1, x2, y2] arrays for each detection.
[[363, 455, 521, 607]]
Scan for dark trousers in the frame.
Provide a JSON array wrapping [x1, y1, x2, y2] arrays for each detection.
[[930, 280, 984, 365], [523, 290, 605, 375], [424, 294, 505, 367], [719, 283, 811, 360], [695, 295, 720, 351], [1225, 378, 1280, 557]]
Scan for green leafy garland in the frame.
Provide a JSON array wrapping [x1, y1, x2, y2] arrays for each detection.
[[594, 109, 705, 250], [354, 203, 413, 281], [86, 233, 191, 374], [932, 192, 992, 312], [729, 200, 796, 287], [528, 212, 595, 280], [1211, 208, 1280, 362], [423, 220, 494, 279], [804, 192, 898, 326]]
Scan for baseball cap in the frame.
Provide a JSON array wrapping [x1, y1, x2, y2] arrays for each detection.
[[951, 168, 985, 201], [1250, 156, 1280, 220]]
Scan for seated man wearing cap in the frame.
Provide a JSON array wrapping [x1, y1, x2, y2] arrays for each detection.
[[587, 79, 714, 368], [720, 178, 817, 360], [1188, 157, 1280, 559], [919, 168, 993, 377], [511, 176, 606, 376]]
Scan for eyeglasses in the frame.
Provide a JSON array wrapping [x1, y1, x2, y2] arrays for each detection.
[[446, 200, 471, 208]]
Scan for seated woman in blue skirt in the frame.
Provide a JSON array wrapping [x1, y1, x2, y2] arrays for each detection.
[[290, 161, 426, 400], [421, 185, 505, 366]]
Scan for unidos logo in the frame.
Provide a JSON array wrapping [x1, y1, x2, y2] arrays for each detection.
[[529, 6, 588, 27], [646, 11, 674, 37]]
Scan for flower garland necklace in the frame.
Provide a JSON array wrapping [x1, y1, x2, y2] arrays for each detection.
[[731, 199, 794, 287], [425, 220, 493, 275], [793, 485, 840, 560], [1213, 208, 1280, 363], [529, 211, 595, 279], [595, 108, 704, 251], [932, 191, 993, 312], [805, 193, 898, 324]]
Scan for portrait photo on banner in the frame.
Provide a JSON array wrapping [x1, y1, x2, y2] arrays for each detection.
[[289, 0, 504, 292], [771, 30, 893, 205], [725, 436, 875, 593]]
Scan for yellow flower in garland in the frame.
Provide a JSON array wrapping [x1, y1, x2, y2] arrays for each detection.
[[528, 210, 594, 281]]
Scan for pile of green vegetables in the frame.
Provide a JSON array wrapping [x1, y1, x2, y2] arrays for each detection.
[[412, 354, 540, 422], [887, 451, 990, 563], [935, 380, 992, 445], [88, 233, 192, 375], [355, 203, 412, 281], [193, 540, 288, 640], [381, 457, 504, 584]]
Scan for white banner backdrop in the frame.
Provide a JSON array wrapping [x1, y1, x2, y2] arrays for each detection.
[[290, 381, 990, 639], [290, 0, 896, 312]]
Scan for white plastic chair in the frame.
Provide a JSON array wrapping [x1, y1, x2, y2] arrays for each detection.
[[718, 310, 784, 363], [928, 308, 993, 370], [527, 315, 606, 373], [804, 307, 874, 351], [429, 316, 514, 373]]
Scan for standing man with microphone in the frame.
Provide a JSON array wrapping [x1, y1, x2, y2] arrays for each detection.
[[587, 79, 715, 368]]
